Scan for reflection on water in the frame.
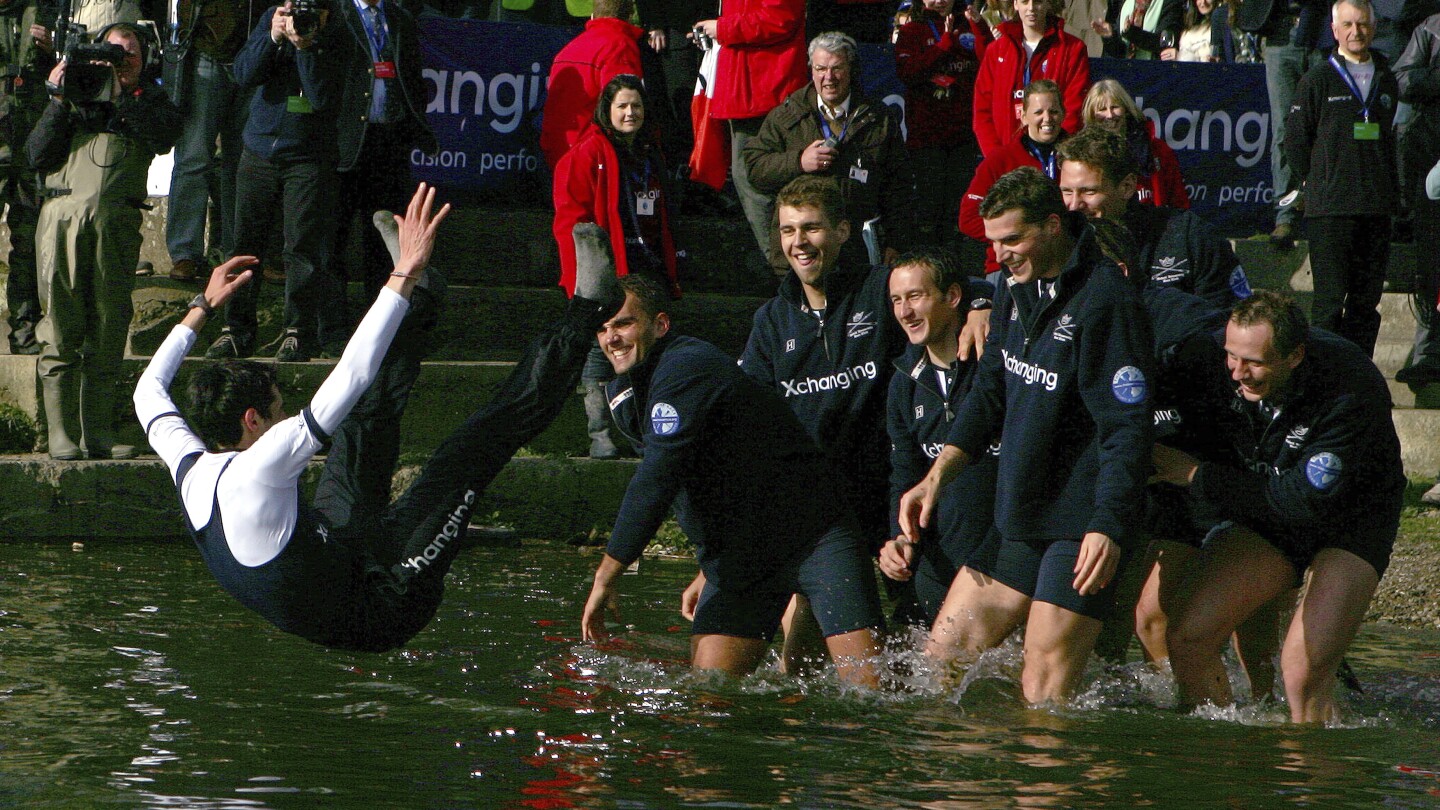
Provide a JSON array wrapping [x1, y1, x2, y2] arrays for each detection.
[[1, 540, 1439, 808]]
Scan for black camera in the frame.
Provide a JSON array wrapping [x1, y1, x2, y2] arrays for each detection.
[[290, 0, 329, 39], [62, 40, 126, 103]]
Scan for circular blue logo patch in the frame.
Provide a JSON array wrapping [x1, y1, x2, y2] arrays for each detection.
[[1111, 366, 1148, 404], [651, 402, 680, 435], [1229, 266, 1253, 299], [1305, 452, 1342, 490]]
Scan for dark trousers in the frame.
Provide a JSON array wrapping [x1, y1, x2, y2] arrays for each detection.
[[3, 165, 40, 348], [1307, 214, 1389, 356], [312, 298, 602, 649], [225, 148, 345, 347], [1408, 192, 1440, 368], [335, 124, 413, 305]]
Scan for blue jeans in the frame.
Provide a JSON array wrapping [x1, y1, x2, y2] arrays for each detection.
[[1263, 38, 1324, 227], [166, 52, 249, 263]]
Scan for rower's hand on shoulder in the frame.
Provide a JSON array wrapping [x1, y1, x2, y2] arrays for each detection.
[[957, 306, 990, 361]]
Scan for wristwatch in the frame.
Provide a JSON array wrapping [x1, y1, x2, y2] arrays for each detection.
[[188, 293, 214, 316], [969, 297, 993, 311]]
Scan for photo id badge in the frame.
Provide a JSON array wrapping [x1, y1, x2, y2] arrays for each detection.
[[636, 196, 655, 216], [1354, 121, 1380, 140], [849, 165, 869, 184], [287, 94, 314, 114], [374, 61, 396, 79]]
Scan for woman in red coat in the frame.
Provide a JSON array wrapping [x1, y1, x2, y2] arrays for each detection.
[[960, 79, 1067, 273], [553, 74, 679, 458], [971, 0, 1089, 159], [1081, 78, 1190, 208]]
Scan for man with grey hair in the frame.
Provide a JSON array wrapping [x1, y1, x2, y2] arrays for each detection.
[[1285, 0, 1399, 355], [743, 30, 914, 271]]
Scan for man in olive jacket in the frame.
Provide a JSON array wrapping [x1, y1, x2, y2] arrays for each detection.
[[743, 30, 913, 271]]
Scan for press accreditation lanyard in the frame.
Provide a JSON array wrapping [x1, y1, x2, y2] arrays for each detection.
[[817, 109, 850, 143], [355, 0, 390, 58], [1328, 53, 1374, 123], [1023, 137, 1057, 179]]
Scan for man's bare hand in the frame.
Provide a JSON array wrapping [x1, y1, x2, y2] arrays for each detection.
[[801, 139, 840, 173], [878, 537, 917, 581], [1151, 443, 1200, 487], [957, 306, 990, 360], [1072, 532, 1121, 595], [391, 183, 451, 281], [680, 571, 705, 620]]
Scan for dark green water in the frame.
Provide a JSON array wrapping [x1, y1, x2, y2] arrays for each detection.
[[2, 539, 1439, 809]]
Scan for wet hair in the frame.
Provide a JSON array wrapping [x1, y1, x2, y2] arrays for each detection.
[[187, 360, 279, 449], [776, 175, 848, 227], [1056, 126, 1138, 188], [808, 30, 859, 72], [1081, 79, 1144, 128], [593, 74, 652, 145], [592, 0, 635, 19], [618, 273, 671, 320], [1231, 290, 1310, 357], [1087, 217, 1139, 280], [1023, 79, 1064, 113], [978, 166, 1066, 224], [891, 248, 963, 295]]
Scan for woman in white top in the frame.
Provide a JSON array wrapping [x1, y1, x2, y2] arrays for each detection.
[[1160, 0, 1237, 62]]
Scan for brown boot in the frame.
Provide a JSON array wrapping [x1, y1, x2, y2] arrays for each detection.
[[168, 258, 200, 282]]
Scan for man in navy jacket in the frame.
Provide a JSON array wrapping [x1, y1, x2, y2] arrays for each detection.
[[1155, 291, 1404, 723], [899, 167, 1155, 704], [581, 274, 885, 686]]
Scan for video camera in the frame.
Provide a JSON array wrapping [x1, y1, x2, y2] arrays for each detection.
[[62, 35, 126, 103], [290, 0, 330, 39]]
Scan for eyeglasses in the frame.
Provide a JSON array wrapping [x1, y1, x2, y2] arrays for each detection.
[[810, 63, 851, 75]]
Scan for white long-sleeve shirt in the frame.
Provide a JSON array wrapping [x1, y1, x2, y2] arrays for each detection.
[[134, 288, 411, 565]]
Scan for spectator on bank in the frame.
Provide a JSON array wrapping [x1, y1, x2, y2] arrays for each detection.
[[1062, 0, 1109, 54], [692, 0, 808, 274], [1390, 9, 1440, 393], [31, 24, 180, 459], [164, 0, 251, 285], [1233, 0, 1331, 248], [1, 0, 53, 356], [554, 75, 679, 458], [331, 0, 439, 313], [973, 0, 1089, 159], [1286, 0, 1397, 356], [1081, 79, 1189, 207], [539, 0, 644, 169], [1161, 0, 1238, 60], [960, 79, 1066, 273], [744, 30, 915, 269], [1092, 0, 1183, 58], [895, 0, 983, 256], [637, 1, 709, 165], [207, 1, 346, 363]]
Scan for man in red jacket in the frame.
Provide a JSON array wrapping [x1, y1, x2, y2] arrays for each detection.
[[692, 0, 808, 273], [541, 0, 646, 169], [972, 0, 1090, 159]]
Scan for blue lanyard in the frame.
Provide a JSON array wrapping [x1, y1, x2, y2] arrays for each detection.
[[1329, 53, 1372, 122], [927, 20, 942, 41], [817, 109, 849, 143], [355, 0, 389, 57], [1024, 137, 1057, 179]]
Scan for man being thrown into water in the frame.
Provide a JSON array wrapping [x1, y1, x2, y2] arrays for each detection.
[[135, 185, 625, 652], [581, 273, 887, 687]]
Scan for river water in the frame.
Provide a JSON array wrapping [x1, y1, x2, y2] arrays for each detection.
[[2, 539, 1439, 808]]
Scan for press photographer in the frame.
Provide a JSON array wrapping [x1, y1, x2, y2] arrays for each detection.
[[27, 21, 179, 458], [0, 0, 54, 355], [205, 0, 345, 363]]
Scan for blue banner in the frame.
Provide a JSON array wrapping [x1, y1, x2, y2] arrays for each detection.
[[415, 21, 1272, 232], [412, 19, 575, 195], [1089, 59, 1272, 234]]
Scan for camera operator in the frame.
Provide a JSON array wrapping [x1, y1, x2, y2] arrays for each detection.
[[206, 0, 343, 363], [0, 0, 54, 354], [28, 22, 179, 459]]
